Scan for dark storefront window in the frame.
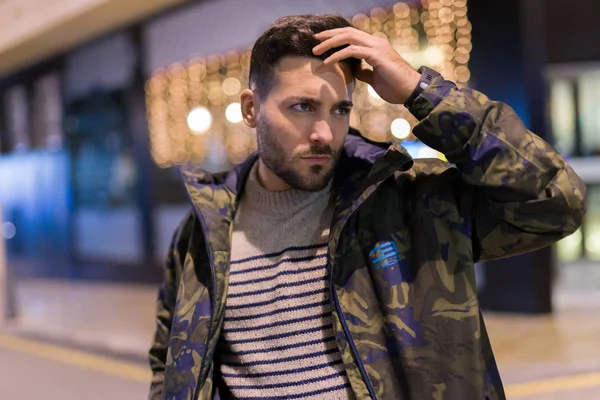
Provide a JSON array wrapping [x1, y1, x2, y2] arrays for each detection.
[[4, 85, 30, 152], [549, 71, 600, 158], [31, 73, 64, 150], [549, 78, 576, 157], [66, 90, 136, 209], [0, 66, 70, 272], [577, 72, 600, 157], [550, 68, 600, 263], [583, 185, 600, 261], [65, 89, 143, 265]]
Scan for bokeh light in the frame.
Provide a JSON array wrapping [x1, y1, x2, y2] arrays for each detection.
[[187, 106, 212, 135], [225, 103, 243, 123], [146, 0, 472, 167], [391, 118, 412, 140], [2, 222, 16, 239]]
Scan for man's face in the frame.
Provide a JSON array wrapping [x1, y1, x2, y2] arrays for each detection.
[[254, 56, 354, 191]]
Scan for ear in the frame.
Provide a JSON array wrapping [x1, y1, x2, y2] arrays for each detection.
[[241, 88, 258, 128]]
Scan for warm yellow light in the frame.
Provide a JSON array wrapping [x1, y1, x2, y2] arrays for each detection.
[[454, 8, 467, 18], [367, 85, 381, 99], [147, 1, 473, 167], [187, 106, 212, 134], [391, 118, 411, 139], [438, 7, 454, 24], [225, 103, 243, 123], [370, 7, 388, 20], [455, 65, 471, 82], [222, 77, 241, 96], [393, 2, 410, 18], [425, 46, 445, 65], [352, 13, 369, 30]]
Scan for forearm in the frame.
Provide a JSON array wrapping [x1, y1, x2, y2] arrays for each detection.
[[407, 75, 586, 258], [408, 76, 584, 207]]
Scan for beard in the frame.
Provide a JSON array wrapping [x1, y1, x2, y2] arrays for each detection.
[[256, 117, 338, 192]]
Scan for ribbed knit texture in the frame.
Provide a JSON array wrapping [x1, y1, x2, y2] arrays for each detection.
[[218, 162, 353, 399]]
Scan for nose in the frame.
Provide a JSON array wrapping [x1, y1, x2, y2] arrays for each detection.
[[309, 119, 333, 144]]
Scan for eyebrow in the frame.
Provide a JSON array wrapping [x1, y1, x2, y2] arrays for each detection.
[[286, 96, 353, 108]]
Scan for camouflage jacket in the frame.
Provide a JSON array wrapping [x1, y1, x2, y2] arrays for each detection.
[[148, 76, 586, 400]]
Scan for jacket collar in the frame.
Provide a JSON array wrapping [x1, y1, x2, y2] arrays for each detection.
[[179, 127, 414, 219]]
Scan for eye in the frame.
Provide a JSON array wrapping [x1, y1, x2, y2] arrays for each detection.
[[292, 103, 314, 112], [333, 107, 351, 116]]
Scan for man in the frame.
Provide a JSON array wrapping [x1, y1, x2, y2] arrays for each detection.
[[149, 14, 586, 400]]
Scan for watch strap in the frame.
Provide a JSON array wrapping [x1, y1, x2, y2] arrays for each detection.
[[404, 66, 439, 108]]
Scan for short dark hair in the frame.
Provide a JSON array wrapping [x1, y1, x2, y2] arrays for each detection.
[[249, 14, 361, 98]]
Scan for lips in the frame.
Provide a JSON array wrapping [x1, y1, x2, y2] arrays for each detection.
[[301, 156, 331, 165]]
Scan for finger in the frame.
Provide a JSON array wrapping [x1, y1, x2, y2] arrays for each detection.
[[322, 45, 372, 65], [313, 29, 376, 55], [314, 27, 370, 40], [313, 28, 376, 53], [313, 35, 362, 56]]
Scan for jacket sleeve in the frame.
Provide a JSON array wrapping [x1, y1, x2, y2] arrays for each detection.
[[408, 76, 587, 261], [148, 212, 193, 400]]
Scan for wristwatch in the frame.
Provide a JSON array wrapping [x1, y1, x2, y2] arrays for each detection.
[[404, 66, 440, 108]]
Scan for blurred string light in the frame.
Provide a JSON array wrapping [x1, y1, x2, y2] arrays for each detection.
[[391, 118, 411, 140], [367, 85, 381, 99], [225, 103, 243, 123], [146, 0, 472, 167], [187, 106, 212, 134]]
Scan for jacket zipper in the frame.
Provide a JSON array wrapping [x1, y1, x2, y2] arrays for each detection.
[[329, 160, 412, 400], [193, 206, 370, 400], [330, 264, 378, 399], [183, 155, 409, 399], [329, 200, 383, 399]]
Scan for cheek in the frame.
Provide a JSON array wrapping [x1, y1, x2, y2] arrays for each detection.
[[284, 111, 317, 134], [261, 114, 304, 153], [331, 120, 350, 146], [276, 115, 314, 144]]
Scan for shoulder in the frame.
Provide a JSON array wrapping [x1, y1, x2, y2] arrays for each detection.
[[395, 158, 460, 191], [391, 158, 473, 222]]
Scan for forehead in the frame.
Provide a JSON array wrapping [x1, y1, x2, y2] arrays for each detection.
[[270, 56, 355, 99]]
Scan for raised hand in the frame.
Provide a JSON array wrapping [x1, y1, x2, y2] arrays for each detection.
[[313, 27, 421, 105]]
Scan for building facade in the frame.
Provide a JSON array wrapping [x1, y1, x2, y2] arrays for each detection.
[[0, 0, 597, 293]]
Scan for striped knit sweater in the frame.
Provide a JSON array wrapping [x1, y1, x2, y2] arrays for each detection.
[[217, 163, 353, 399]]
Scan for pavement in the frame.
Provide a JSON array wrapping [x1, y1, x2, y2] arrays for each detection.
[[0, 279, 155, 400], [0, 335, 148, 400], [1, 275, 600, 399], [2, 278, 158, 362]]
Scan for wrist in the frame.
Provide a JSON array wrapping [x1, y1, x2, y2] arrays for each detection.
[[399, 68, 421, 104], [404, 66, 440, 108]]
